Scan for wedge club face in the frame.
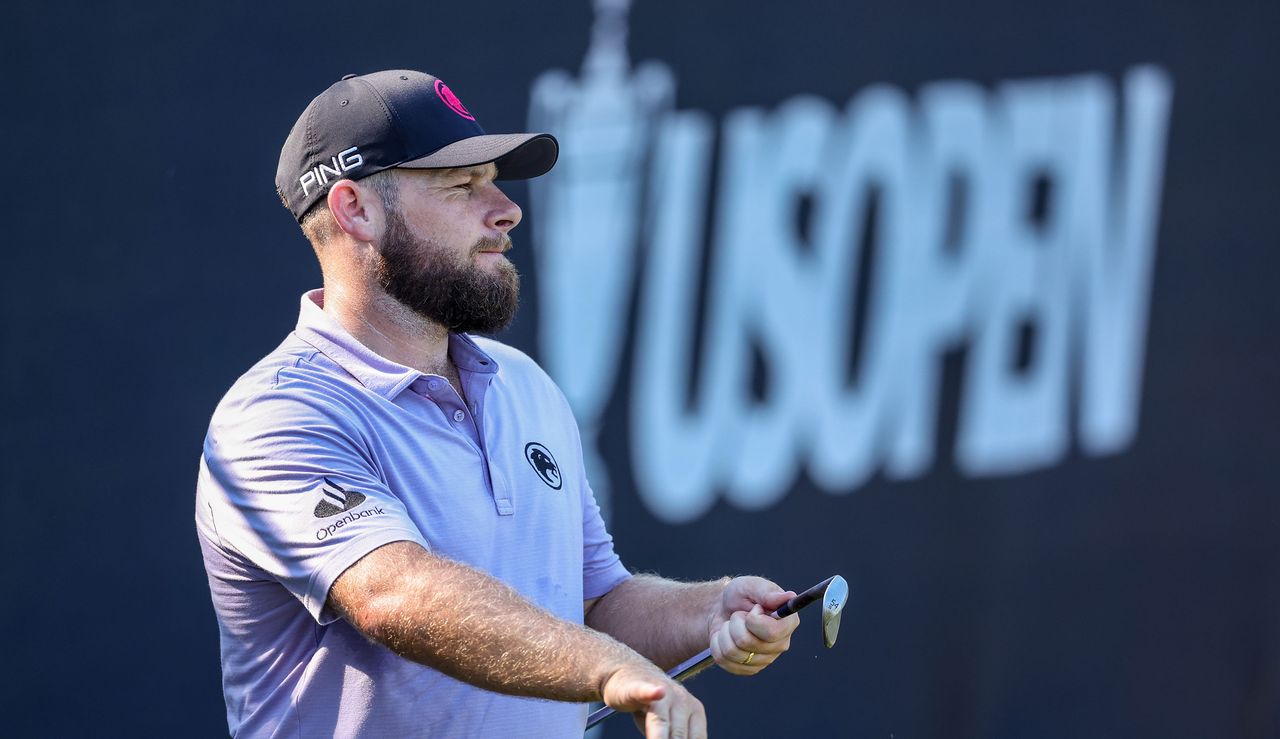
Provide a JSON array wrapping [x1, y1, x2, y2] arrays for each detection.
[[821, 575, 849, 648]]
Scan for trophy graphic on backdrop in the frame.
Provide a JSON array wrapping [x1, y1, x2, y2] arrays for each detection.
[[528, 0, 674, 520]]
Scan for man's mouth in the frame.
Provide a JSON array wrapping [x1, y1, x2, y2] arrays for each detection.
[[474, 237, 512, 255]]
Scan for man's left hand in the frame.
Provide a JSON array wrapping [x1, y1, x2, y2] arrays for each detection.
[[706, 577, 799, 675]]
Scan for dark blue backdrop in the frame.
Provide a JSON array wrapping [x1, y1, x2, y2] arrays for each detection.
[[3, 1, 1277, 736]]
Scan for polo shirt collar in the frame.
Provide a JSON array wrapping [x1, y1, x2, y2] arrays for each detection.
[[294, 289, 498, 401]]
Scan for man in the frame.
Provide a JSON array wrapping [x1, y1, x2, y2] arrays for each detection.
[[196, 69, 800, 738]]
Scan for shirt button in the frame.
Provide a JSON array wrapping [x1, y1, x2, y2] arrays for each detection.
[[453, 409, 466, 423], [429, 379, 442, 390]]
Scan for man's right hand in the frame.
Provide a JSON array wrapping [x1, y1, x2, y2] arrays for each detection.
[[601, 664, 707, 738]]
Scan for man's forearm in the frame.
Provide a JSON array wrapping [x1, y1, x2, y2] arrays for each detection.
[[585, 574, 729, 670], [330, 542, 657, 702]]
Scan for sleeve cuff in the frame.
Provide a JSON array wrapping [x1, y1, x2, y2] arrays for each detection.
[[303, 526, 431, 624], [583, 564, 632, 601]]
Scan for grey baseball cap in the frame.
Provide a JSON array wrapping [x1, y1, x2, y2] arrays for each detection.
[[276, 70, 558, 221]]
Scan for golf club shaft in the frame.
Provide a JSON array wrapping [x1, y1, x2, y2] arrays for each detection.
[[585, 576, 837, 729]]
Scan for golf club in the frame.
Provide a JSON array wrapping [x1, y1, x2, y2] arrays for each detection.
[[585, 574, 848, 729]]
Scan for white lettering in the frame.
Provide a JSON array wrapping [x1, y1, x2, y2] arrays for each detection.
[[809, 86, 913, 493], [338, 146, 363, 170], [297, 146, 364, 197], [299, 171, 319, 197], [317, 158, 343, 182], [534, 63, 1173, 524], [715, 97, 833, 508], [1073, 66, 1172, 454], [956, 78, 1078, 475], [630, 110, 722, 523]]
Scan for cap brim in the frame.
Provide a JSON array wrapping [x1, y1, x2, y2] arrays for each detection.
[[397, 133, 558, 180]]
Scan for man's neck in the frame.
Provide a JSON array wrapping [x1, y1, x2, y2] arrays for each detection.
[[320, 282, 454, 379]]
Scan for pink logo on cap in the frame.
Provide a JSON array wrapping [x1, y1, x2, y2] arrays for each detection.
[[434, 79, 475, 121]]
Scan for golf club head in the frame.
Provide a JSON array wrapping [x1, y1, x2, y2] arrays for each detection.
[[821, 575, 849, 648]]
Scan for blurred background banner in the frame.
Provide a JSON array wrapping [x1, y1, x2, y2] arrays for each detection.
[[4, 1, 1277, 737]]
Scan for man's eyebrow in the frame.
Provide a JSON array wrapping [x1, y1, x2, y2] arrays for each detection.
[[444, 164, 497, 180]]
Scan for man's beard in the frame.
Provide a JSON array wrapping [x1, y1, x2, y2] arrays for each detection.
[[374, 208, 520, 334]]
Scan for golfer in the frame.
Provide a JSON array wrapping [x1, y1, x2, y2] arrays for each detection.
[[195, 70, 800, 738]]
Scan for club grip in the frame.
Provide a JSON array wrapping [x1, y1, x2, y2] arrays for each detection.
[[775, 575, 835, 618]]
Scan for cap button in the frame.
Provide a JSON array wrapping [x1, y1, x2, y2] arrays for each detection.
[[341, 73, 358, 80]]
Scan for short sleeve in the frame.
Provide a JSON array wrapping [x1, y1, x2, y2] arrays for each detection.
[[580, 479, 631, 599], [199, 389, 429, 623]]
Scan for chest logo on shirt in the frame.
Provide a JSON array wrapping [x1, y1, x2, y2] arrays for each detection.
[[313, 478, 368, 518], [524, 442, 563, 490]]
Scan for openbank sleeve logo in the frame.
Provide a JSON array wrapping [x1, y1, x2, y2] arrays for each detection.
[[435, 79, 475, 121], [524, 442, 563, 490], [312, 479, 386, 541], [313, 478, 368, 518]]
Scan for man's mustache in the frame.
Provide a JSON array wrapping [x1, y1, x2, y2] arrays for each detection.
[[473, 236, 512, 255]]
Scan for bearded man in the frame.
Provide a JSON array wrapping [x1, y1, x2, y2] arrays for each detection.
[[195, 70, 799, 738]]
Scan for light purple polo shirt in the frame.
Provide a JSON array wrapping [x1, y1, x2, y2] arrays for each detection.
[[195, 289, 630, 737]]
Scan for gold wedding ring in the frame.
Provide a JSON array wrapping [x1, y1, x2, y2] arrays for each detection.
[[741, 651, 756, 665]]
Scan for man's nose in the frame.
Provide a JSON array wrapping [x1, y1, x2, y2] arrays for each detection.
[[487, 185, 522, 233]]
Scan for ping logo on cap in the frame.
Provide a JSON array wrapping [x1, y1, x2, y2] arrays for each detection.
[[299, 146, 364, 197]]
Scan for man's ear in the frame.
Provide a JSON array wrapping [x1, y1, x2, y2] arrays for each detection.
[[327, 179, 381, 242]]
